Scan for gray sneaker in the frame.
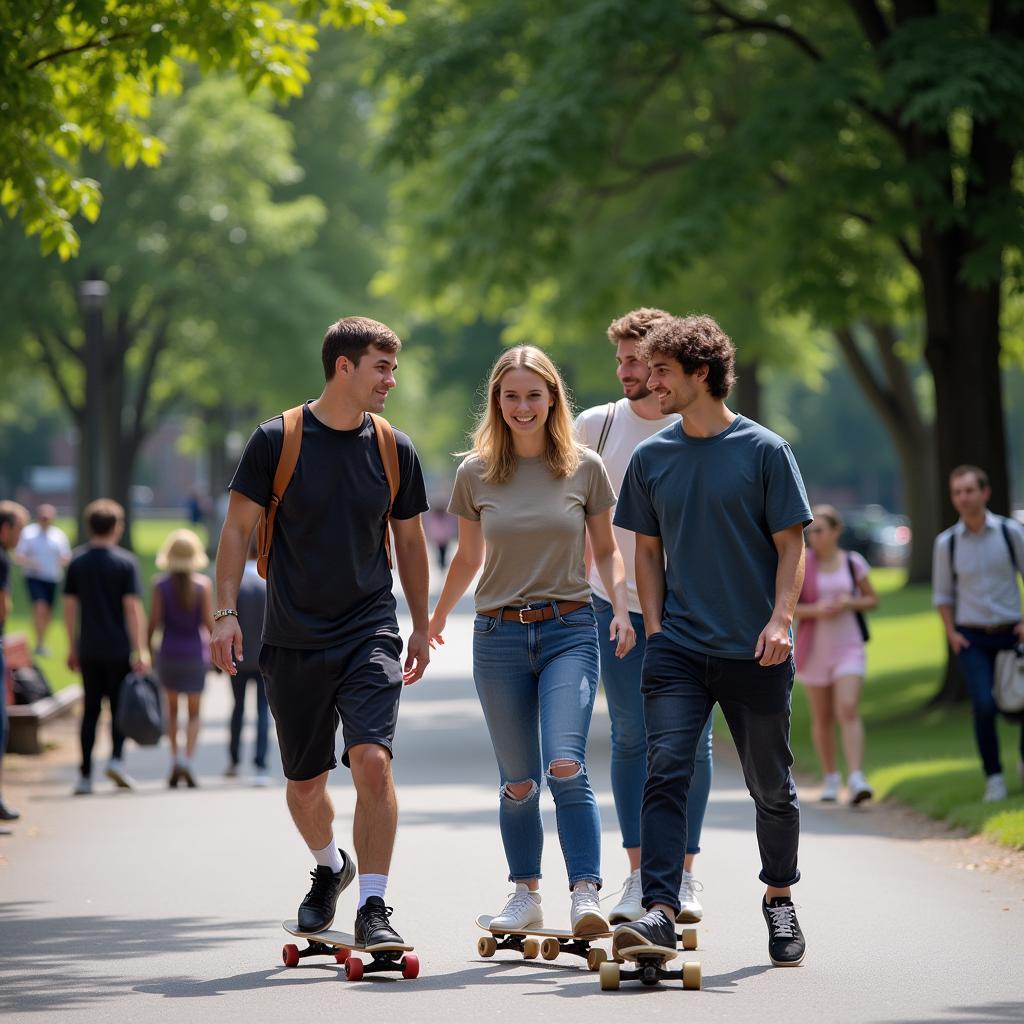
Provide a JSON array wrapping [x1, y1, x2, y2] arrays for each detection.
[[105, 759, 135, 790], [73, 775, 93, 796]]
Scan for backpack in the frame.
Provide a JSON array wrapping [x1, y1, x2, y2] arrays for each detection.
[[115, 671, 166, 746], [255, 406, 401, 580], [11, 663, 53, 704], [994, 645, 1024, 715]]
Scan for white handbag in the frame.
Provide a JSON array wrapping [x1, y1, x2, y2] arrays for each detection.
[[994, 645, 1024, 714]]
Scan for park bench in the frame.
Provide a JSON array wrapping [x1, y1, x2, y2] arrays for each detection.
[[3, 633, 83, 755]]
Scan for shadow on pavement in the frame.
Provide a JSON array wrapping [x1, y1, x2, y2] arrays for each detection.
[[877, 1004, 1024, 1024]]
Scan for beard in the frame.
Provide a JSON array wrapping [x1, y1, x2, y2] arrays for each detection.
[[622, 380, 652, 401]]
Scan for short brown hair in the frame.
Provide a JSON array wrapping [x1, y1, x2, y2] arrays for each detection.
[[322, 316, 401, 380], [84, 498, 124, 538], [607, 307, 672, 345], [950, 464, 989, 490], [0, 500, 29, 532], [638, 315, 737, 400], [811, 503, 843, 530]]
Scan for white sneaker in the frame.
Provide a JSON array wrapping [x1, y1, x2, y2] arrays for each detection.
[[609, 870, 644, 924], [252, 772, 271, 788], [847, 770, 874, 805], [676, 870, 703, 923], [983, 774, 1008, 802], [105, 759, 135, 790], [73, 775, 93, 796], [490, 885, 543, 931], [821, 772, 841, 802], [570, 882, 609, 937]]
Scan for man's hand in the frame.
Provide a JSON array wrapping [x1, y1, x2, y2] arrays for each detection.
[[403, 628, 430, 685], [67, 648, 80, 672], [948, 630, 970, 655], [1014, 622, 1024, 644], [131, 651, 151, 674], [755, 614, 793, 667], [211, 616, 243, 676]]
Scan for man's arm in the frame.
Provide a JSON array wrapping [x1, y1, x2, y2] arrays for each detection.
[[391, 514, 431, 685], [634, 533, 666, 638], [64, 593, 79, 671], [211, 491, 262, 675], [123, 594, 149, 671], [756, 523, 806, 666]]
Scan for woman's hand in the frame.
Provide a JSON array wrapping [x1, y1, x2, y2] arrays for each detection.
[[427, 610, 447, 650], [610, 611, 637, 658]]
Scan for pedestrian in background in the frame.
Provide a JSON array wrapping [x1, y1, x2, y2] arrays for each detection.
[[14, 504, 71, 655], [0, 500, 29, 822], [794, 504, 879, 805], [424, 505, 457, 569], [64, 499, 148, 796], [932, 465, 1024, 802], [149, 529, 214, 789], [226, 534, 271, 786]]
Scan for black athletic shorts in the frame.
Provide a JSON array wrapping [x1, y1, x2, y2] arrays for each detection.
[[259, 633, 404, 781]]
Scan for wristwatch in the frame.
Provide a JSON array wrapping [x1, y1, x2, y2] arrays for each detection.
[[213, 608, 238, 621]]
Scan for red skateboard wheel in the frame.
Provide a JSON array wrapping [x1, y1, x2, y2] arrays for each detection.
[[402, 954, 420, 979], [334, 949, 350, 964], [282, 944, 300, 968], [344, 957, 364, 981]]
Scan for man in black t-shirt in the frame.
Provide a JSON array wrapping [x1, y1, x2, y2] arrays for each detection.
[[0, 500, 29, 822], [63, 499, 149, 796], [213, 316, 431, 950]]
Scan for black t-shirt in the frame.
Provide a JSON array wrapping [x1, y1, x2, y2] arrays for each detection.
[[63, 544, 141, 661], [0, 547, 9, 636], [229, 405, 428, 649]]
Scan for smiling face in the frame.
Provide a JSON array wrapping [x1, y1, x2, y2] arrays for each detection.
[[950, 471, 989, 520], [645, 353, 704, 416], [338, 344, 397, 413], [616, 339, 652, 401], [497, 367, 554, 441]]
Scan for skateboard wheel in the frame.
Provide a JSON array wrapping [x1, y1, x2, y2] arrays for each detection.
[[282, 944, 300, 968], [681, 928, 698, 951], [682, 961, 701, 990], [540, 938, 560, 961], [402, 954, 420, 979], [344, 957, 364, 981], [478, 936, 497, 958], [599, 961, 621, 991], [522, 938, 540, 960], [334, 949, 350, 964], [586, 947, 607, 971]]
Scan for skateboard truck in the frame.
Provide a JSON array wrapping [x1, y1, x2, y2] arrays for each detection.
[[477, 932, 609, 971]]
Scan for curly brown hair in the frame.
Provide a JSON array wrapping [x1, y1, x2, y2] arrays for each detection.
[[638, 315, 737, 400], [606, 307, 671, 345]]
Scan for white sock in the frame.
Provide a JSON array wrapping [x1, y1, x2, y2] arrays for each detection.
[[515, 881, 542, 903], [311, 840, 344, 874], [358, 873, 388, 908]]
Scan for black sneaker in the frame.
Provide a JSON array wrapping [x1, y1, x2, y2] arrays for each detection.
[[762, 896, 805, 966], [611, 907, 677, 957], [0, 800, 20, 822], [354, 896, 405, 950], [296, 850, 356, 933]]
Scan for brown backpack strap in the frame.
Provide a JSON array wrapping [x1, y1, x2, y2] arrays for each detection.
[[256, 405, 304, 579], [370, 413, 400, 569]]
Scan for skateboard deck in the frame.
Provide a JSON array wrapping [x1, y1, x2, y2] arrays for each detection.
[[281, 921, 419, 981], [600, 942, 700, 991], [476, 914, 611, 970]]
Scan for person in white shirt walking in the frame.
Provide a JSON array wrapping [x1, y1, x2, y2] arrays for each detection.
[[932, 465, 1024, 802], [15, 504, 71, 655], [575, 308, 714, 926]]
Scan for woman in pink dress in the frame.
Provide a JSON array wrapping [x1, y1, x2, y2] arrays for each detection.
[[794, 505, 879, 804]]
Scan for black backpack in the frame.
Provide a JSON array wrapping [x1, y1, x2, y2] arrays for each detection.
[[12, 664, 53, 704], [115, 671, 166, 746]]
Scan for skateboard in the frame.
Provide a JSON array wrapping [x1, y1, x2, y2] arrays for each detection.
[[281, 921, 420, 981], [599, 942, 701, 991], [475, 914, 611, 970]]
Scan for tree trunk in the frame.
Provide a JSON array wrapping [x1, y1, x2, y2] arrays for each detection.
[[733, 354, 762, 423]]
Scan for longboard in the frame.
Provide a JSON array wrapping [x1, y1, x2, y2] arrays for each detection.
[[476, 914, 611, 970], [600, 941, 701, 991], [281, 920, 420, 981]]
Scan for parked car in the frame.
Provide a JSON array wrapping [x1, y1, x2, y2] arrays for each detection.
[[837, 505, 912, 568]]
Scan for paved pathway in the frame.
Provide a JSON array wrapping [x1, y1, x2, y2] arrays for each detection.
[[2, 604, 1023, 1023]]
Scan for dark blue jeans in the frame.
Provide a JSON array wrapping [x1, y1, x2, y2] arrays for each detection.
[[957, 626, 1024, 778], [0, 640, 7, 765], [640, 633, 801, 912], [229, 669, 270, 770]]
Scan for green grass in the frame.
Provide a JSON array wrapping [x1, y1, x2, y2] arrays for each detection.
[[787, 568, 1024, 849], [4, 518, 208, 693]]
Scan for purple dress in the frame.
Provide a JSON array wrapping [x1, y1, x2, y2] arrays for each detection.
[[156, 575, 210, 694]]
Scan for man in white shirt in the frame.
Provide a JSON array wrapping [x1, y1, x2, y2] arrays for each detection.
[[15, 504, 71, 655], [575, 308, 714, 925], [932, 464, 1024, 802]]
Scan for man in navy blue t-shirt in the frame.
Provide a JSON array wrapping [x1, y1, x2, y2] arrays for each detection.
[[611, 315, 812, 969]]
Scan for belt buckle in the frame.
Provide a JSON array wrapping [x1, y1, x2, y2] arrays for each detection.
[[518, 607, 530, 624]]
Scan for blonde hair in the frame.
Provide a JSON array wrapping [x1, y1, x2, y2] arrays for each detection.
[[468, 346, 582, 485]]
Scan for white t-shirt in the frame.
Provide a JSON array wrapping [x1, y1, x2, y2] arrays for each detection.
[[16, 523, 72, 582], [574, 399, 679, 614]]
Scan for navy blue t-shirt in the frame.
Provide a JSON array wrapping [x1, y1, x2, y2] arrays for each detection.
[[614, 415, 811, 659], [229, 405, 428, 650]]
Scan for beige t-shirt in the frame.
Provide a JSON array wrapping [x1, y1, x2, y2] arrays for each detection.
[[448, 447, 617, 611]]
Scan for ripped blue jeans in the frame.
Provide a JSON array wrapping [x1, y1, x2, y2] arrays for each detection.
[[473, 603, 603, 888]]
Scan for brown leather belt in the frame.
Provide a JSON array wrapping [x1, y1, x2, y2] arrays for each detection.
[[479, 600, 589, 624], [956, 623, 1018, 635]]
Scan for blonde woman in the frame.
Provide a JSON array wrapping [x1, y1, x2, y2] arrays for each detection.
[[428, 345, 635, 937], [794, 505, 879, 804], [150, 529, 214, 788]]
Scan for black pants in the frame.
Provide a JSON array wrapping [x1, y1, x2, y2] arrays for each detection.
[[640, 634, 801, 911], [80, 659, 131, 777]]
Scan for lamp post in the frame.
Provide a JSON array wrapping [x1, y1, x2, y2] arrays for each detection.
[[78, 275, 109, 509]]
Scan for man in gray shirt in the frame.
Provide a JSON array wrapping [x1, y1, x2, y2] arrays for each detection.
[[932, 464, 1024, 802]]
